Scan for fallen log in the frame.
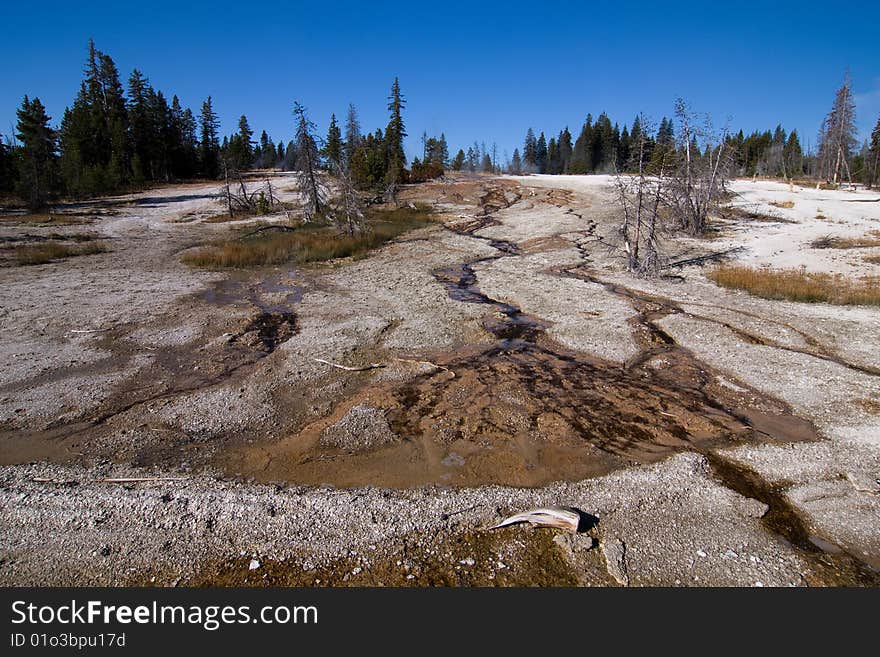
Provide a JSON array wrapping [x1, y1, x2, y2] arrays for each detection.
[[489, 506, 584, 533]]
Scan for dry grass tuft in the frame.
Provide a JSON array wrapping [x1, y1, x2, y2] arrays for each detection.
[[864, 255, 880, 265], [811, 230, 880, 250], [0, 213, 90, 226], [183, 204, 435, 269], [708, 265, 880, 306], [14, 241, 108, 265], [770, 200, 795, 209], [722, 206, 795, 224]]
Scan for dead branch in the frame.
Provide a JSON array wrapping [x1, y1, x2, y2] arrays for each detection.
[[392, 357, 455, 377], [312, 357, 454, 376], [313, 358, 386, 371]]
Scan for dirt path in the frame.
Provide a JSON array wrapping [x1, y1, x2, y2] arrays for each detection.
[[1, 173, 878, 586]]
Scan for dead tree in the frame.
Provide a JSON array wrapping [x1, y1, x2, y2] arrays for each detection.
[[221, 158, 281, 218], [293, 102, 328, 222], [664, 99, 734, 235], [330, 158, 367, 235], [614, 114, 666, 275], [818, 74, 857, 186], [222, 158, 235, 219]]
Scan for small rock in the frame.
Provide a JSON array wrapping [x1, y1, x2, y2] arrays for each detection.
[[696, 549, 707, 558], [601, 537, 629, 586], [248, 559, 261, 570], [459, 557, 475, 567], [351, 567, 362, 575], [553, 533, 595, 553]]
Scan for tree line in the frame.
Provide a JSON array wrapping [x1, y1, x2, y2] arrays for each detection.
[[504, 75, 880, 187], [1, 40, 429, 209], [4, 51, 880, 212]]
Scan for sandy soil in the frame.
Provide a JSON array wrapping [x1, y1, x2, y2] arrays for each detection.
[[1, 172, 878, 586]]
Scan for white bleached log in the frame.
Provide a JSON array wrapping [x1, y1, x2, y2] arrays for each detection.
[[489, 506, 582, 532]]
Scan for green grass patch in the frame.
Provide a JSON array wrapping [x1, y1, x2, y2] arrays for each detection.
[[708, 265, 880, 306], [182, 204, 435, 269]]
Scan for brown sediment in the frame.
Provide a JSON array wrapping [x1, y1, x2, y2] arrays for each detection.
[[178, 526, 603, 588], [222, 182, 820, 489], [0, 303, 298, 464]]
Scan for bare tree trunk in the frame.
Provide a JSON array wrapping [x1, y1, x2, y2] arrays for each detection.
[[223, 159, 234, 219]]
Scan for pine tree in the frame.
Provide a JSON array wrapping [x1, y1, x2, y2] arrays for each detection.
[[451, 149, 465, 171], [324, 113, 343, 168], [481, 152, 493, 173], [199, 97, 220, 178], [384, 78, 406, 184], [547, 137, 559, 174], [866, 116, 880, 189], [592, 113, 615, 172], [282, 140, 297, 171], [618, 126, 631, 171], [59, 40, 129, 194], [151, 90, 172, 181], [558, 127, 573, 173], [15, 96, 58, 209], [95, 47, 129, 188], [180, 106, 199, 178], [534, 132, 547, 173], [232, 114, 254, 170], [510, 148, 522, 175], [293, 102, 324, 220], [439, 133, 449, 167], [570, 115, 593, 174], [255, 130, 271, 168], [465, 146, 476, 172], [127, 69, 156, 183], [523, 128, 538, 171], [344, 103, 361, 164], [0, 134, 16, 194], [783, 130, 804, 178]]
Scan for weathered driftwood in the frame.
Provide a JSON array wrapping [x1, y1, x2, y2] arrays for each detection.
[[313, 357, 453, 376], [489, 506, 582, 533], [313, 358, 386, 372]]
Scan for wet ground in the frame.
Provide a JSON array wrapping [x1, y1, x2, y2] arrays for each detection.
[[1, 173, 878, 586]]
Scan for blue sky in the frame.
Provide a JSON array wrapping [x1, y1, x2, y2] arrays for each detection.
[[2, 0, 879, 163]]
